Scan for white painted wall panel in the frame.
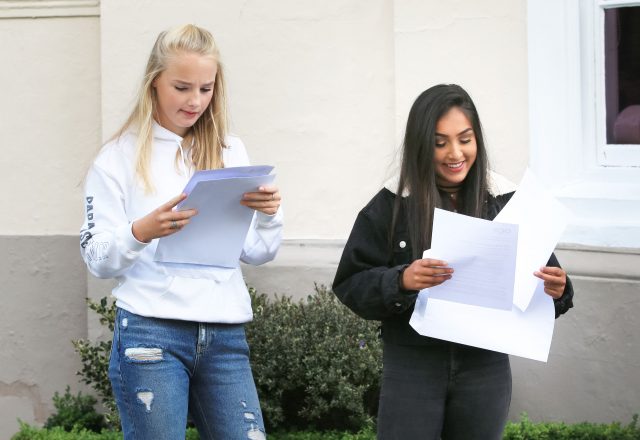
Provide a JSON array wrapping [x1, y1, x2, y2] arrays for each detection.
[[100, 0, 396, 239], [0, 17, 101, 235]]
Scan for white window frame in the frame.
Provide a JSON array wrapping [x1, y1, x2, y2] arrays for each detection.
[[593, 0, 640, 165], [528, 0, 640, 249]]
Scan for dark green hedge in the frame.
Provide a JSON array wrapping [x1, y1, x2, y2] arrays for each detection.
[[69, 286, 382, 433], [19, 285, 639, 439], [246, 285, 381, 431], [12, 415, 640, 440], [501, 414, 640, 440]]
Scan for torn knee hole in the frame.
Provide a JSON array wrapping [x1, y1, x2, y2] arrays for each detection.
[[243, 411, 256, 421], [124, 347, 163, 362], [247, 426, 266, 440], [136, 390, 154, 413]]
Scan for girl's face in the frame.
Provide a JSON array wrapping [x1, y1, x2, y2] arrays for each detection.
[[433, 106, 477, 187], [153, 51, 217, 137]]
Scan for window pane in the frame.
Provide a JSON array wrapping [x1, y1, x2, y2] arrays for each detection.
[[605, 6, 640, 145]]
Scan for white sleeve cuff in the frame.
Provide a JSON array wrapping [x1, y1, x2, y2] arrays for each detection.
[[117, 222, 149, 254], [256, 207, 284, 228]]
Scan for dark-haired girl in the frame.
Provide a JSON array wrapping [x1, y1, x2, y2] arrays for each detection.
[[333, 84, 573, 440]]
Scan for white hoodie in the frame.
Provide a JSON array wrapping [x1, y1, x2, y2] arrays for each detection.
[[80, 123, 283, 323]]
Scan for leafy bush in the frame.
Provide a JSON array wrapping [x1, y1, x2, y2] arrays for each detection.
[[72, 297, 119, 428], [68, 286, 382, 433], [12, 423, 200, 440], [12, 422, 122, 440], [502, 413, 640, 440], [269, 426, 376, 440], [12, 415, 640, 439], [43, 386, 106, 432], [245, 284, 382, 432], [12, 424, 376, 439]]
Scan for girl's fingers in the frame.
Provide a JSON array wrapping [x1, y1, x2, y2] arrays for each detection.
[[240, 188, 282, 216], [161, 193, 188, 210], [243, 185, 279, 200], [535, 267, 566, 299], [421, 258, 448, 267], [174, 208, 198, 220], [535, 267, 562, 279]]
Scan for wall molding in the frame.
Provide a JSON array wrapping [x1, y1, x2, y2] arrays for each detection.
[[0, 0, 99, 18]]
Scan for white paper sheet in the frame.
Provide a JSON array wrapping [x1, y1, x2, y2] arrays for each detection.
[[154, 166, 275, 268], [409, 281, 555, 362], [409, 168, 569, 361], [427, 209, 518, 310], [494, 168, 570, 311]]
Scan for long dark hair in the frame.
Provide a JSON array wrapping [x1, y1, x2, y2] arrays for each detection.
[[392, 84, 489, 259]]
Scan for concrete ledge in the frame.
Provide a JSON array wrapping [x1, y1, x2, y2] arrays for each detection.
[[241, 240, 640, 300], [0, 0, 99, 19], [241, 240, 344, 300], [556, 244, 640, 281]]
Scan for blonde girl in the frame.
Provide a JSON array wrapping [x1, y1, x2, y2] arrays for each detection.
[[80, 24, 280, 439]]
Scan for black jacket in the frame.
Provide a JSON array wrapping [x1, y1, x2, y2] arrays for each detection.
[[333, 188, 574, 346]]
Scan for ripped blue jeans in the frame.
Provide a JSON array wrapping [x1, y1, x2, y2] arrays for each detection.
[[109, 307, 266, 440]]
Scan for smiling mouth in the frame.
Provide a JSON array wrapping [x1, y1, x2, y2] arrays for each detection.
[[446, 161, 465, 170]]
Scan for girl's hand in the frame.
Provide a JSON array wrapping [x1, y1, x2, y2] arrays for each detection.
[[401, 258, 453, 291], [131, 194, 198, 243], [534, 266, 567, 299], [241, 185, 281, 215]]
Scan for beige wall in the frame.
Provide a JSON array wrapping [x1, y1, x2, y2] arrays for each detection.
[[394, 0, 529, 184], [1, 0, 638, 436], [0, 0, 529, 238], [100, 0, 527, 240], [0, 15, 101, 235], [100, 0, 397, 240], [0, 5, 101, 436]]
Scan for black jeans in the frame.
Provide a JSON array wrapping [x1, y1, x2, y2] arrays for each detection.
[[377, 341, 511, 440]]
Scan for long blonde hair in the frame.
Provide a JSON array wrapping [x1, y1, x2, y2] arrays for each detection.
[[114, 24, 228, 193]]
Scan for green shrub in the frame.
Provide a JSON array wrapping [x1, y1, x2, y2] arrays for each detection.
[[68, 286, 382, 433], [12, 421, 122, 440], [43, 386, 106, 432], [245, 284, 382, 432], [502, 413, 640, 440], [11, 415, 640, 439], [72, 297, 119, 428], [12, 424, 377, 440], [269, 426, 376, 440]]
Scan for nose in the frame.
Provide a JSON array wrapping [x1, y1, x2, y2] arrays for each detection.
[[447, 142, 464, 160], [187, 90, 200, 109]]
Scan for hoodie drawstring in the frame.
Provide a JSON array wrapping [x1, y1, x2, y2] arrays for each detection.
[[177, 141, 190, 184]]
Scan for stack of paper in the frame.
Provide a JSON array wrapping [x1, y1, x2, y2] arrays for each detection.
[[154, 165, 275, 269]]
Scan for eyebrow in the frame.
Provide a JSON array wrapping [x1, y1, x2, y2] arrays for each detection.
[[435, 128, 474, 137], [172, 80, 215, 87]]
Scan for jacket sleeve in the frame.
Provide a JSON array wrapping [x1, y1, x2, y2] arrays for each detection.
[[240, 208, 283, 265], [332, 211, 417, 321], [547, 253, 574, 318], [80, 163, 148, 279]]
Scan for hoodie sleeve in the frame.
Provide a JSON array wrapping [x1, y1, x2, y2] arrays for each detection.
[[80, 163, 149, 278], [223, 135, 283, 266], [240, 208, 283, 265]]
